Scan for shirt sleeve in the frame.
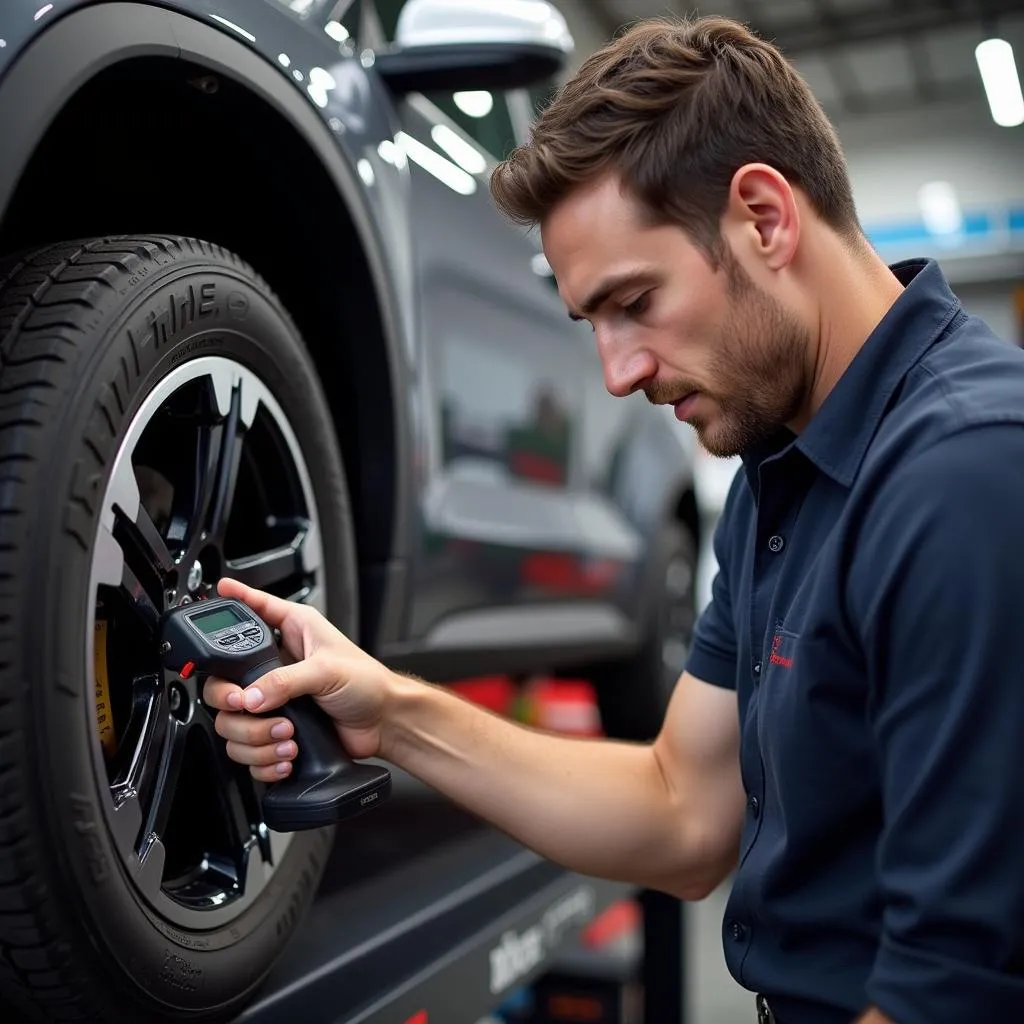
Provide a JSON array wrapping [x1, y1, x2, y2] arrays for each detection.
[[849, 425, 1024, 1023], [684, 475, 741, 690]]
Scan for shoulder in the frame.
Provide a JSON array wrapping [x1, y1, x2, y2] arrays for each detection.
[[848, 420, 1024, 631], [860, 316, 1024, 494], [859, 411, 1024, 538], [905, 313, 1024, 434]]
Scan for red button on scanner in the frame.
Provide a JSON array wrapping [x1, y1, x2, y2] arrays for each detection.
[[179, 660, 196, 680]]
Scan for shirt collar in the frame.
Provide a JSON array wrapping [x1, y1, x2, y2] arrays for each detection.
[[742, 258, 964, 488]]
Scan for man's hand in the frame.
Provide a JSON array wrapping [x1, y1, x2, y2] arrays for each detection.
[[203, 577, 393, 780], [203, 578, 745, 895]]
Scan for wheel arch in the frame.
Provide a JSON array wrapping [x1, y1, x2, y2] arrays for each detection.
[[0, 2, 413, 648]]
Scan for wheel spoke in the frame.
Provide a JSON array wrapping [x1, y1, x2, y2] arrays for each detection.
[[192, 708, 259, 858], [112, 503, 173, 610], [225, 527, 312, 591], [108, 675, 168, 855], [119, 561, 161, 634], [115, 499, 175, 576], [207, 382, 245, 546], [176, 381, 247, 565], [286, 583, 326, 613], [179, 420, 221, 554], [138, 715, 189, 860]]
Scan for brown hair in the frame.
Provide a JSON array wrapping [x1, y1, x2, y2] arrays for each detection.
[[490, 15, 861, 262]]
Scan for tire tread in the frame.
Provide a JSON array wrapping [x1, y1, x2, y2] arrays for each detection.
[[0, 234, 268, 1023]]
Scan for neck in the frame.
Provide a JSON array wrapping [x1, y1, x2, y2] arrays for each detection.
[[791, 232, 904, 431]]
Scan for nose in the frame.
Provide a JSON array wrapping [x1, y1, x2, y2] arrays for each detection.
[[597, 330, 657, 398]]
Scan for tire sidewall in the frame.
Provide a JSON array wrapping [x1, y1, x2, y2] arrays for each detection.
[[25, 257, 353, 1013], [590, 519, 697, 741]]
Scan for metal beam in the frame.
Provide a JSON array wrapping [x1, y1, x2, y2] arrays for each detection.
[[758, 0, 1024, 54], [818, 74, 985, 117], [904, 32, 938, 105], [805, 0, 862, 116]]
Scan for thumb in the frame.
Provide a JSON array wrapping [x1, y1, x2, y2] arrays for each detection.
[[217, 576, 306, 631], [241, 654, 336, 713]]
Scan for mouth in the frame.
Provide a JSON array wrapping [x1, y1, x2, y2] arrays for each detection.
[[672, 392, 700, 421]]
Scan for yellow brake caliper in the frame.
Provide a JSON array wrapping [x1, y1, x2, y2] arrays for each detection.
[[94, 618, 118, 758]]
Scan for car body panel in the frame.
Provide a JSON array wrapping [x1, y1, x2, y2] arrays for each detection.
[[0, 0, 697, 673]]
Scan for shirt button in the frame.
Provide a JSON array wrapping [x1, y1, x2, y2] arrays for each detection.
[[729, 919, 748, 942], [748, 794, 760, 818], [768, 534, 785, 553], [753, 661, 761, 677]]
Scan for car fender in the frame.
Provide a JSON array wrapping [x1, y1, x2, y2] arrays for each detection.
[[0, 0, 416, 578]]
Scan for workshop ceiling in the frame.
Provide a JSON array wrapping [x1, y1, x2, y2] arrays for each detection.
[[584, 0, 1024, 117]]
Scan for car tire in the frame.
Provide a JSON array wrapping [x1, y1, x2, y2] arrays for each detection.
[[0, 236, 357, 1022], [591, 519, 698, 742]]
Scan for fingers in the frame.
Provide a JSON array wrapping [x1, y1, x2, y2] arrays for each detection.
[[204, 657, 331, 715], [204, 677, 248, 713], [225, 737, 297, 769], [213, 707, 297, 781], [214, 706, 293, 747], [250, 762, 293, 784]]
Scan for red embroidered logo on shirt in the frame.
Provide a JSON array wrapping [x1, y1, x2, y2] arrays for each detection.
[[770, 634, 793, 668]]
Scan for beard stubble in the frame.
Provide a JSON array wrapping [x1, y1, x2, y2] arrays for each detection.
[[648, 254, 811, 458]]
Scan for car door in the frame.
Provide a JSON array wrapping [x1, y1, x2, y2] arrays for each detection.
[[392, 90, 601, 642]]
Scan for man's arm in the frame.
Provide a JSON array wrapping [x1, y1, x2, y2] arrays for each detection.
[[848, 425, 1024, 1024], [210, 481, 747, 899], [379, 479, 747, 897], [383, 668, 745, 899]]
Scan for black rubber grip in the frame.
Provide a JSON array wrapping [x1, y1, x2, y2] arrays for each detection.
[[241, 664, 392, 831]]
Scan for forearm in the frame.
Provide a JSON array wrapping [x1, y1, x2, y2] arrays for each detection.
[[381, 672, 713, 894]]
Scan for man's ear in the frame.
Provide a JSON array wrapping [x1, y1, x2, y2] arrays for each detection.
[[723, 163, 800, 271]]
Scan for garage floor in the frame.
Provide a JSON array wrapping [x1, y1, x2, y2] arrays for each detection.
[[685, 878, 755, 1024]]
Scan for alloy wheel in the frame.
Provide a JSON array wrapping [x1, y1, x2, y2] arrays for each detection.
[[86, 356, 326, 929]]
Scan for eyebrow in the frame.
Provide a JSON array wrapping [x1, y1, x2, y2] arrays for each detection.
[[568, 270, 657, 321]]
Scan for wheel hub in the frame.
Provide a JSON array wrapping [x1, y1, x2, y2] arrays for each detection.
[[186, 559, 203, 594], [87, 356, 327, 930]]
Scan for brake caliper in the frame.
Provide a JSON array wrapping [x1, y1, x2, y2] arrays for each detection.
[[94, 617, 118, 758]]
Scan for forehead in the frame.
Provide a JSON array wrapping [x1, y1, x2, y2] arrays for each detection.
[[540, 174, 708, 305], [540, 173, 645, 256]]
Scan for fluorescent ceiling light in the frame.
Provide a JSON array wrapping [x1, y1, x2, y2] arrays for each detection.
[[396, 131, 477, 196], [431, 124, 488, 175], [453, 91, 494, 118], [324, 20, 349, 43], [918, 181, 963, 236], [975, 38, 1024, 127], [357, 159, 375, 187]]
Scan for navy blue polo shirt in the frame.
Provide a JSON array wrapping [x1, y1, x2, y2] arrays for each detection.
[[686, 258, 1024, 1024]]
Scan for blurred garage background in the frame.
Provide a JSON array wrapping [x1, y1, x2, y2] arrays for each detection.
[[346, 1, 1024, 1019], [365, 0, 1024, 610]]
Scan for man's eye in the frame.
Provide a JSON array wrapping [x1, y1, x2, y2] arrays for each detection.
[[625, 294, 649, 316]]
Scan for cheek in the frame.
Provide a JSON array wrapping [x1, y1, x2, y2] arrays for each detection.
[[651, 295, 721, 366]]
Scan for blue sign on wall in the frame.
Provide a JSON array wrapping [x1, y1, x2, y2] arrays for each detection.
[[863, 204, 1024, 259]]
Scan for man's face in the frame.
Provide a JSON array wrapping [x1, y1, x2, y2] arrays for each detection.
[[541, 173, 811, 458]]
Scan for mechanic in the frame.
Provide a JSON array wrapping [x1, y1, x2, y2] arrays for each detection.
[[205, 14, 1024, 1024]]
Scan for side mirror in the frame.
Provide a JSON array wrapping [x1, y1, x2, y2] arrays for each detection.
[[374, 0, 574, 94]]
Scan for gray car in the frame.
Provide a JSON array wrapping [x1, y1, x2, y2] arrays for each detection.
[[0, 1, 699, 1020]]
